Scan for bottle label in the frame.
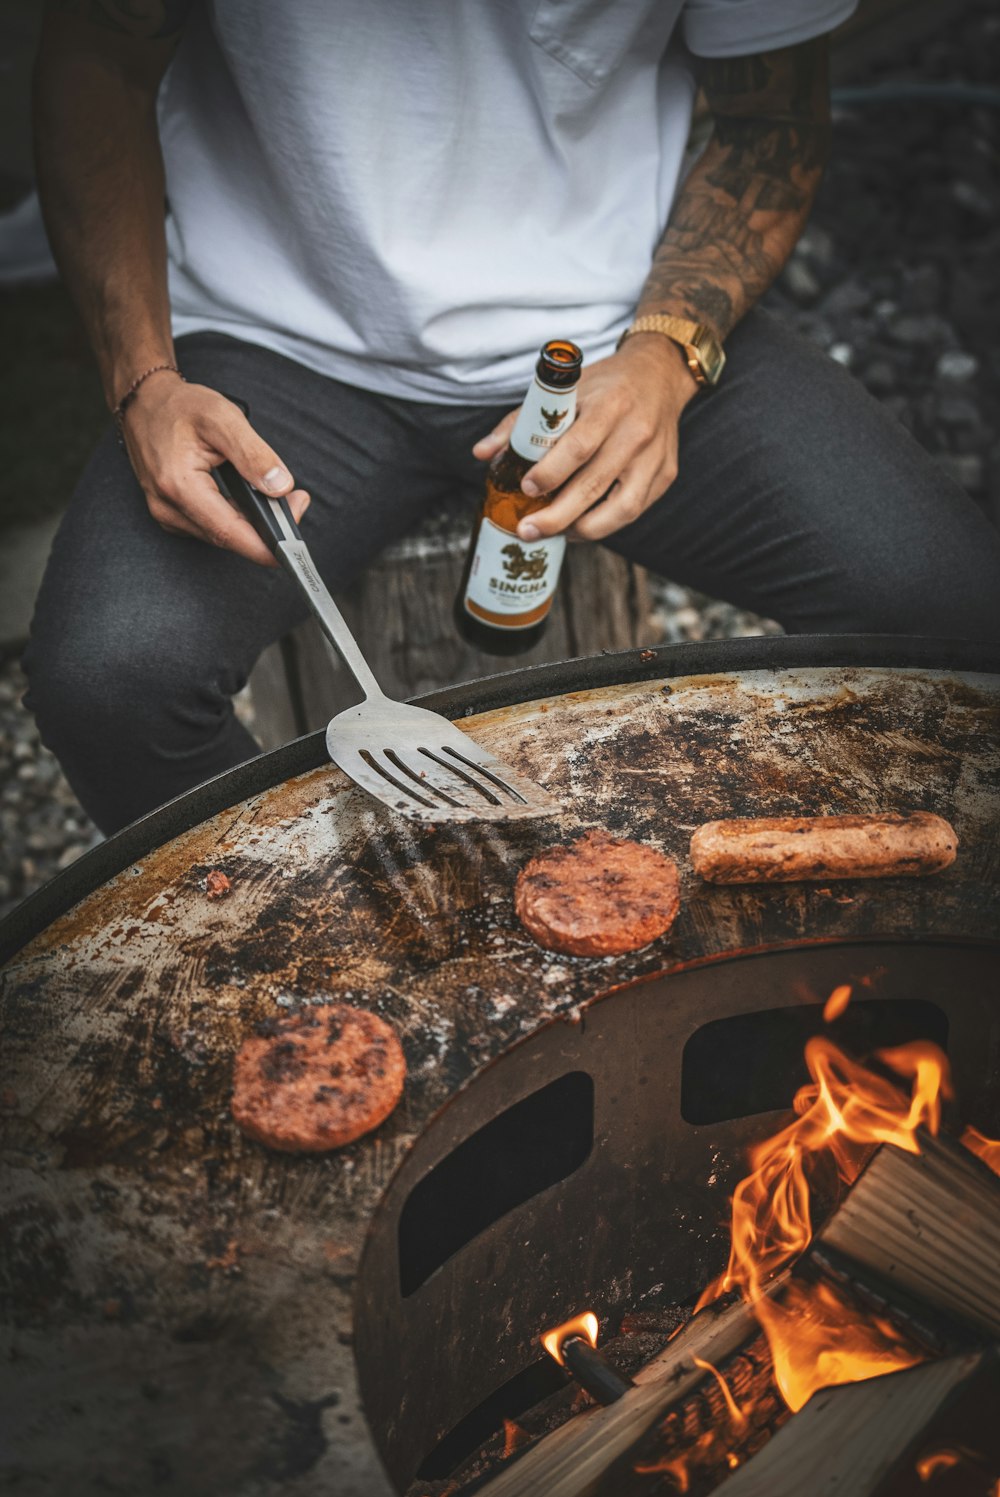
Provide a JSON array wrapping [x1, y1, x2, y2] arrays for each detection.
[[510, 378, 577, 460], [464, 517, 566, 629]]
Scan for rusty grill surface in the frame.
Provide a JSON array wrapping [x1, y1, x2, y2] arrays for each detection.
[[2, 644, 999, 1497]]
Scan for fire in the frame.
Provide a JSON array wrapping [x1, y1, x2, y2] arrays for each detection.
[[962, 1125, 1000, 1176], [541, 1311, 598, 1367], [822, 982, 852, 1023], [916, 1448, 962, 1480], [500, 1418, 529, 1459], [691, 1356, 747, 1430], [698, 1019, 955, 1412], [634, 1356, 748, 1489]]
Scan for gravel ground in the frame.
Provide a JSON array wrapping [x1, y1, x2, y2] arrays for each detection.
[[1, 2, 997, 920]]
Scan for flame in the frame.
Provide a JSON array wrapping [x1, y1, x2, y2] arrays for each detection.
[[634, 1356, 749, 1488], [691, 1356, 747, 1430], [698, 1035, 953, 1412], [541, 1311, 598, 1367], [500, 1418, 529, 1459], [916, 1448, 962, 1480], [962, 1125, 1000, 1176], [822, 983, 852, 1023]]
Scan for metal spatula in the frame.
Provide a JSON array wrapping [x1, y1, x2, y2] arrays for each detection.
[[213, 462, 557, 823]]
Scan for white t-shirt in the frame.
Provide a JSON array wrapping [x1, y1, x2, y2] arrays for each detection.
[[161, 0, 854, 404]]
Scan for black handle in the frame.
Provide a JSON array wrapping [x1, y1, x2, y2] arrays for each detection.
[[212, 460, 302, 554], [211, 395, 302, 554]]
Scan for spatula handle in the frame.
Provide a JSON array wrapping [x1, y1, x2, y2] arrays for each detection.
[[212, 452, 384, 703], [213, 459, 300, 554]]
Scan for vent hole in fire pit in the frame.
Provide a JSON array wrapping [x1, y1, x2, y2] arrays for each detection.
[[681, 998, 948, 1124], [414, 1355, 566, 1481], [398, 1071, 594, 1296]]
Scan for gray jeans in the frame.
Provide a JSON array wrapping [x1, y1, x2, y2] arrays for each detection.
[[23, 312, 1000, 833]]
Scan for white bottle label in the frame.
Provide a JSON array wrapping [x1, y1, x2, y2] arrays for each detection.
[[464, 517, 566, 629], [510, 378, 577, 459]]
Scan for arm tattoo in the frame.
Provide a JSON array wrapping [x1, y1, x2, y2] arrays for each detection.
[[636, 39, 831, 340], [47, 0, 196, 39]]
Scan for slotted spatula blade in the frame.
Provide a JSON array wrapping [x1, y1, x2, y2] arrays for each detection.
[[214, 458, 558, 822]]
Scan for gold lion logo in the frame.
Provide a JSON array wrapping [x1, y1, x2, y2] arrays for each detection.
[[541, 406, 567, 431], [501, 542, 548, 581]]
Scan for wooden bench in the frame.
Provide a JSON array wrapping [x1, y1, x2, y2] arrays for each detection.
[[243, 507, 660, 751]]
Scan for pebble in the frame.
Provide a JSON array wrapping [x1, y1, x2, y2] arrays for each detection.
[[781, 258, 821, 305], [935, 350, 979, 383], [821, 282, 871, 318], [862, 361, 896, 395], [888, 313, 955, 350], [933, 453, 984, 493], [937, 396, 980, 429]]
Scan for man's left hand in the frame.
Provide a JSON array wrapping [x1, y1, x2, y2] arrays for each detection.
[[471, 334, 699, 542]]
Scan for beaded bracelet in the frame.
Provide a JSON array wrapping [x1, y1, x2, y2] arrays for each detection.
[[113, 363, 185, 445]]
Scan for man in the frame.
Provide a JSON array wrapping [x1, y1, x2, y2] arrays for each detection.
[[26, 0, 1000, 835]]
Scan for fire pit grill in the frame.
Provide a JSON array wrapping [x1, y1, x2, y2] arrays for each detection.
[[1, 635, 998, 1497]]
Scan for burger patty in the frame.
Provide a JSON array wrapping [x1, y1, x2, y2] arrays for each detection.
[[515, 830, 681, 958], [231, 1003, 406, 1153]]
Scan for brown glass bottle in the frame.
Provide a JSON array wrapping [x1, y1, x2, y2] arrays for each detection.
[[454, 339, 583, 656]]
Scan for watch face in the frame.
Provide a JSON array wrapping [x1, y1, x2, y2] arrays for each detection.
[[697, 333, 726, 386]]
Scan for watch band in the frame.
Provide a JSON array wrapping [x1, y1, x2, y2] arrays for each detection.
[[617, 315, 726, 388]]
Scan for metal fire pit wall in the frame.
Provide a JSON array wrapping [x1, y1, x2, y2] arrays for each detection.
[[1, 638, 998, 1497]]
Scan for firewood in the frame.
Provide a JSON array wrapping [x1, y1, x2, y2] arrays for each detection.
[[711, 1349, 999, 1497], [811, 1131, 1000, 1340], [472, 1288, 782, 1497], [474, 1134, 1000, 1497]]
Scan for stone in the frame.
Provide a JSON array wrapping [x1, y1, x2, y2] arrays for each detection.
[[935, 350, 979, 383], [934, 453, 984, 493], [781, 258, 821, 305], [821, 281, 871, 319], [952, 180, 997, 221], [937, 396, 981, 429], [900, 264, 943, 314], [797, 223, 836, 272], [828, 343, 853, 368], [888, 313, 955, 350], [863, 361, 896, 396]]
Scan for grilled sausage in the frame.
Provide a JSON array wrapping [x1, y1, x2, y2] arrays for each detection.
[[231, 1003, 406, 1152], [515, 830, 681, 957], [690, 811, 957, 885]]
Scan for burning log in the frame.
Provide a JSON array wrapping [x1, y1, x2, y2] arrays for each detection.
[[711, 1349, 1000, 1497], [471, 1288, 784, 1497], [809, 1130, 1000, 1342], [474, 1027, 1000, 1497]]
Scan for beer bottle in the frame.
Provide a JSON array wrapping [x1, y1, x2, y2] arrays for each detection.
[[455, 339, 583, 655]]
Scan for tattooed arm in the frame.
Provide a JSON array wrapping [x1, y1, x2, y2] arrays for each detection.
[[636, 42, 830, 339], [474, 39, 831, 543], [34, 1, 308, 563]]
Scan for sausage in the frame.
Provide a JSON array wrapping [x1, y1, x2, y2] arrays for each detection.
[[690, 811, 957, 885], [515, 830, 681, 957]]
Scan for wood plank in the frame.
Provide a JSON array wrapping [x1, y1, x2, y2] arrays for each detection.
[[713, 1351, 995, 1497]]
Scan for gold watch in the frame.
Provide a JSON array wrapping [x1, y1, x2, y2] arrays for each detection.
[[617, 315, 726, 388]]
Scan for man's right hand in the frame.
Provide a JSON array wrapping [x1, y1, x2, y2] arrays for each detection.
[[119, 373, 311, 568]]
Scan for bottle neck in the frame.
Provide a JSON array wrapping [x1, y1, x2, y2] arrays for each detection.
[[510, 375, 578, 461]]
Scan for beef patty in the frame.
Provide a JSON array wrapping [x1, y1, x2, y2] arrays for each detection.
[[231, 1003, 406, 1152], [515, 830, 681, 958]]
